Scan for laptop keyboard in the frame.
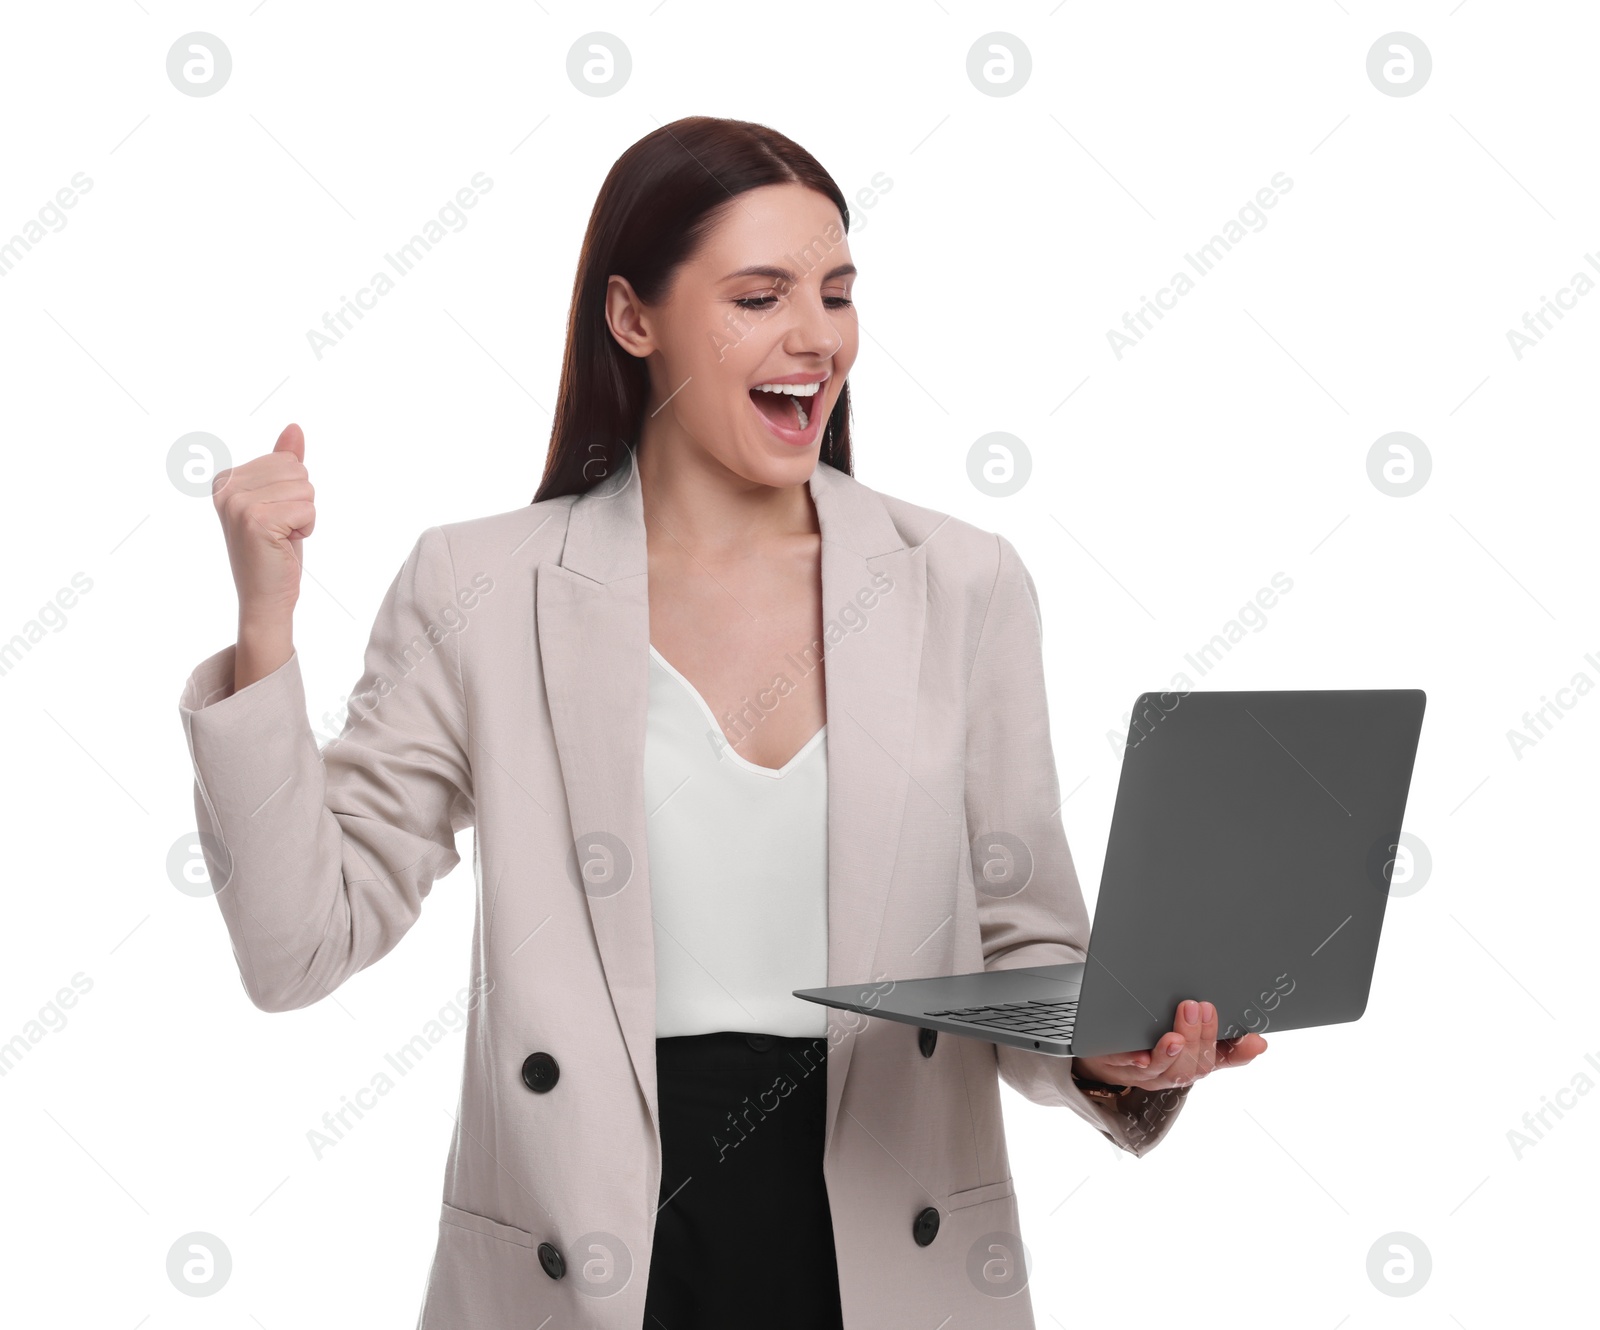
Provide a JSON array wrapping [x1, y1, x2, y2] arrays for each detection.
[[924, 998, 1078, 1039]]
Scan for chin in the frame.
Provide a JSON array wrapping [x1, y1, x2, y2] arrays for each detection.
[[733, 448, 817, 490]]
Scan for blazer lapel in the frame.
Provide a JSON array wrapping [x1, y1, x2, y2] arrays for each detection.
[[536, 449, 927, 1157]]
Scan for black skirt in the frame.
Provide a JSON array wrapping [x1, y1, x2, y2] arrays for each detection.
[[642, 1031, 846, 1329]]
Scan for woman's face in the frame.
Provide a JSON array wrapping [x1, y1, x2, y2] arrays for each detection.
[[608, 181, 858, 490]]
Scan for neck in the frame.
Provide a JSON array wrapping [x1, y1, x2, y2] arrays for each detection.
[[636, 432, 818, 560]]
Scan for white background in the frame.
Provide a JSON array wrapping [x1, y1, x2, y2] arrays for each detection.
[[1, 1, 1593, 1325]]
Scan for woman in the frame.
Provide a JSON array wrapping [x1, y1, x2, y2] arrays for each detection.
[[179, 116, 1266, 1329]]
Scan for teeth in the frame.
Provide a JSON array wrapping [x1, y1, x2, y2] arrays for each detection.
[[752, 381, 822, 397]]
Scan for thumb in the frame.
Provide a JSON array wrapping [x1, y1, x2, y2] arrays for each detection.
[[273, 421, 305, 462], [274, 422, 308, 549]]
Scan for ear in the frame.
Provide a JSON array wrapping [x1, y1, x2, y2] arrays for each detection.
[[604, 274, 655, 359]]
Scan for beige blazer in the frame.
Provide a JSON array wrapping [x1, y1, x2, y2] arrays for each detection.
[[177, 455, 1188, 1328]]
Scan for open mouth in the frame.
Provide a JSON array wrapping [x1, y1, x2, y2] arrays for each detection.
[[748, 376, 827, 444]]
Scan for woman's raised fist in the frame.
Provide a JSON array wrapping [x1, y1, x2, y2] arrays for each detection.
[[213, 422, 315, 626]]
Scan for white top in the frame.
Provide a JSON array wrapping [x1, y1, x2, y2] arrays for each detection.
[[644, 644, 830, 1038]]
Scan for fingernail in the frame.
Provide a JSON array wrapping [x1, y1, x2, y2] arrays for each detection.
[[1201, 1001, 1214, 1022], [1167, 1040, 1181, 1056], [1183, 1000, 1199, 1023]]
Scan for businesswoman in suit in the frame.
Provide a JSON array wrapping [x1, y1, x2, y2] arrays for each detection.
[[181, 116, 1266, 1329]]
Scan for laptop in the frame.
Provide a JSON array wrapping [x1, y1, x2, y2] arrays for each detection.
[[794, 689, 1426, 1058]]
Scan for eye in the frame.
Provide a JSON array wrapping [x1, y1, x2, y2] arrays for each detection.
[[733, 294, 855, 310]]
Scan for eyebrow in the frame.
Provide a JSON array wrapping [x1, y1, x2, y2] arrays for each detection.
[[722, 262, 857, 283]]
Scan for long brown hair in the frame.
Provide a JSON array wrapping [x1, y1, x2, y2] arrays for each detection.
[[532, 115, 855, 503]]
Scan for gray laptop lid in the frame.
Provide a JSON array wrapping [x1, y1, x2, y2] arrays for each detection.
[[1067, 689, 1426, 1058]]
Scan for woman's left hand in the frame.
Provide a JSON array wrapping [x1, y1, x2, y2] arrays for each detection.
[[1071, 998, 1268, 1093]]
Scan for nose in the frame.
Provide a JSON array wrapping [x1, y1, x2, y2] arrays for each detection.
[[784, 285, 843, 360]]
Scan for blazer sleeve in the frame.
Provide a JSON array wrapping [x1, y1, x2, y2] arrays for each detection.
[[966, 533, 1189, 1157], [177, 525, 475, 1013]]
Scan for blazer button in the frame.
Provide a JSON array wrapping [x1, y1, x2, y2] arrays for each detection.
[[912, 1205, 941, 1247], [745, 1033, 773, 1052], [521, 1052, 560, 1093], [918, 1027, 938, 1058], [537, 1241, 566, 1279]]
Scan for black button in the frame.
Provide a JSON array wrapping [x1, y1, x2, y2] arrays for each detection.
[[912, 1205, 941, 1246], [918, 1027, 938, 1058], [745, 1033, 774, 1052], [521, 1052, 559, 1093], [537, 1241, 565, 1279]]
